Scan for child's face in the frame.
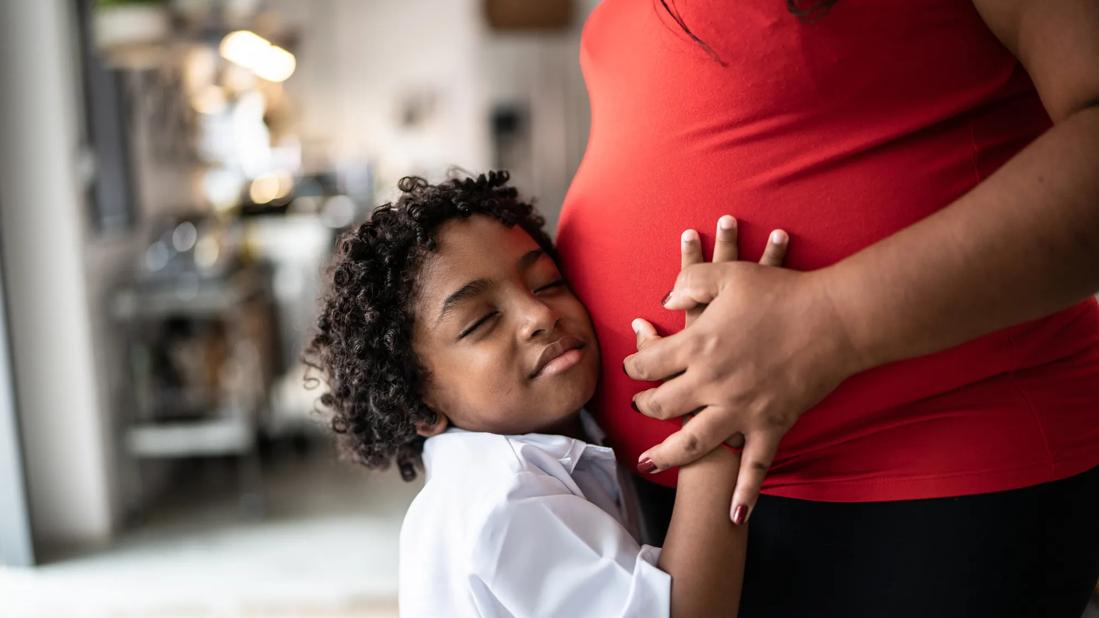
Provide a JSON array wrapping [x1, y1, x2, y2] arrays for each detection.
[[412, 215, 600, 436]]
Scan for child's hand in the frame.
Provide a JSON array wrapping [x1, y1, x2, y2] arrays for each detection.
[[679, 216, 788, 328], [627, 217, 857, 527]]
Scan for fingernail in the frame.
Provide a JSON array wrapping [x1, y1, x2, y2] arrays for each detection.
[[681, 229, 698, 243], [631, 318, 643, 334], [661, 291, 671, 305], [637, 457, 657, 474], [770, 230, 786, 244], [719, 216, 736, 231], [732, 504, 748, 525], [630, 399, 640, 413]]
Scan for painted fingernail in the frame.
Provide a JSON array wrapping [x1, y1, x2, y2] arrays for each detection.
[[770, 230, 787, 244], [681, 229, 698, 243], [718, 216, 736, 231], [637, 457, 657, 474], [732, 504, 748, 525], [630, 399, 641, 413], [661, 291, 671, 305]]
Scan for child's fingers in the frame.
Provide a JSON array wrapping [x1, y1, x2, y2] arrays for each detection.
[[631, 318, 661, 352], [680, 229, 703, 270], [684, 306, 703, 328], [758, 229, 789, 267], [712, 216, 738, 262], [681, 226, 707, 327]]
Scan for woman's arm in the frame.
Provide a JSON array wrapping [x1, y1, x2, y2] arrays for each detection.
[[828, 0, 1099, 368], [625, 0, 1099, 524], [659, 446, 746, 617]]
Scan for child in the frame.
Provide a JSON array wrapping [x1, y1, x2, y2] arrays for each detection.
[[306, 171, 782, 616]]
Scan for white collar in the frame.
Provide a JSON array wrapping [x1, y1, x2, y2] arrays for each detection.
[[436, 408, 613, 475]]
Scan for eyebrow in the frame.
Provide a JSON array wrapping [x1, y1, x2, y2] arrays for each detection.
[[434, 248, 546, 327]]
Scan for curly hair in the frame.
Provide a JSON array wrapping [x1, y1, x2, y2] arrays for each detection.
[[304, 170, 557, 481]]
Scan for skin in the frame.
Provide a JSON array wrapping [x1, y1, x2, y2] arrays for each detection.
[[646, 218, 787, 617], [411, 215, 600, 438], [410, 213, 789, 615], [624, 0, 1099, 525]]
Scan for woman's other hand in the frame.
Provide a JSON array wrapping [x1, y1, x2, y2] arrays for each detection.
[[624, 218, 867, 524]]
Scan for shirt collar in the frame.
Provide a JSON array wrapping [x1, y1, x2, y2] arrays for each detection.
[[579, 409, 609, 446], [437, 408, 614, 474]]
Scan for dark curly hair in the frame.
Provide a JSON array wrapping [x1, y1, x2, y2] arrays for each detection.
[[304, 170, 557, 481]]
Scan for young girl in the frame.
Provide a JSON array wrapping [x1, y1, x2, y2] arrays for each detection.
[[306, 171, 788, 617]]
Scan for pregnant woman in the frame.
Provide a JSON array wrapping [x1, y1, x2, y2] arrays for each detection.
[[555, 1, 1099, 616]]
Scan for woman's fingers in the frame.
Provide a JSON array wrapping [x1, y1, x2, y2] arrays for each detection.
[[759, 229, 789, 266], [680, 229, 703, 269], [712, 216, 738, 262], [730, 430, 782, 525], [636, 408, 738, 472]]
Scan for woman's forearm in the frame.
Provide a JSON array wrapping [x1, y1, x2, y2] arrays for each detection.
[[658, 447, 746, 617], [823, 104, 1099, 371]]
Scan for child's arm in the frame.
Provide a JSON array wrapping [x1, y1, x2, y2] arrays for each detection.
[[658, 445, 745, 617], [641, 218, 784, 615]]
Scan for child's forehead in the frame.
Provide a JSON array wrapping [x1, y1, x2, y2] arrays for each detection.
[[432, 216, 540, 262], [417, 217, 552, 308]]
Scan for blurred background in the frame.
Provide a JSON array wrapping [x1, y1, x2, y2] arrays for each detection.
[[0, 0, 597, 616]]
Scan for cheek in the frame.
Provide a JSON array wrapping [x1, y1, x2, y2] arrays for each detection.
[[433, 343, 526, 410], [560, 296, 595, 333]]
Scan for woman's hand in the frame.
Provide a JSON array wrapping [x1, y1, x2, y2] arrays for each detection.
[[624, 218, 867, 524]]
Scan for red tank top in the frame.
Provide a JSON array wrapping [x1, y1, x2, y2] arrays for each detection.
[[557, 0, 1099, 501]]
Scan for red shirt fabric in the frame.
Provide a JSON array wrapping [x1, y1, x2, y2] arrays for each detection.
[[556, 0, 1099, 502]]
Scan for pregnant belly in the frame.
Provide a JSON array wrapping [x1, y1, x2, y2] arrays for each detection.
[[555, 160, 1099, 496]]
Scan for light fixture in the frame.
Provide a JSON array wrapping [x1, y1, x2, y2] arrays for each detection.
[[218, 30, 296, 83], [249, 171, 293, 204]]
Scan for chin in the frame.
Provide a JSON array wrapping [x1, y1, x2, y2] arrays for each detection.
[[527, 349, 599, 428]]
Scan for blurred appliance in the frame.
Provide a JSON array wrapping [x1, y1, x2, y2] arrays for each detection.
[[113, 216, 280, 517]]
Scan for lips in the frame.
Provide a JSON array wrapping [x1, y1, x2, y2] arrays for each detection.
[[529, 336, 586, 379]]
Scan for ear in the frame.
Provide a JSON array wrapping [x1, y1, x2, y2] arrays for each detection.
[[415, 411, 449, 437]]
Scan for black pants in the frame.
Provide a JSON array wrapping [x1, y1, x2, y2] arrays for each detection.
[[634, 466, 1099, 618]]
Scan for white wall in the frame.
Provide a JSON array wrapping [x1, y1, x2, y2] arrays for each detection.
[[271, 0, 490, 191], [0, 0, 117, 548], [270, 0, 601, 233], [477, 30, 593, 233]]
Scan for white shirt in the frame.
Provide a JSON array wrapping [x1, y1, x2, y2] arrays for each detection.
[[398, 412, 670, 618]]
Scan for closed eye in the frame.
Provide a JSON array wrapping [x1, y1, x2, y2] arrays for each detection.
[[458, 311, 498, 339], [535, 278, 565, 294], [457, 279, 563, 339]]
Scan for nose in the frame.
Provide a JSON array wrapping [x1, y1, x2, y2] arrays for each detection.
[[517, 295, 560, 342]]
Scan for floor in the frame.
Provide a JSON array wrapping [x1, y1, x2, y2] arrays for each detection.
[[1, 447, 1095, 618], [0, 445, 421, 618]]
